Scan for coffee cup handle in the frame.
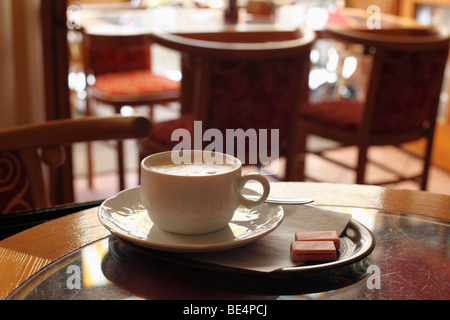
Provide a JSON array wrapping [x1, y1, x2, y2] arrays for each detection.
[[238, 173, 270, 208]]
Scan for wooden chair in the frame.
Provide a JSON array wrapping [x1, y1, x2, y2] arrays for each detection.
[[344, 0, 399, 15], [0, 116, 151, 214], [286, 27, 450, 190], [138, 27, 316, 177], [81, 31, 180, 189]]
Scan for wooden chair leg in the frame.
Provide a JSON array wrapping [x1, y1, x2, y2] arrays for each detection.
[[117, 140, 125, 191], [421, 137, 434, 191], [85, 97, 94, 188], [149, 104, 154, 121], [285, 129, 307, 181], [356, 145, 368, 185], [87, 142, 94, 188], [296, 133, 307, 182]]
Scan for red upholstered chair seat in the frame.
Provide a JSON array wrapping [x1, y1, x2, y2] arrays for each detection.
[[93, 70, 180, 96], [299, 99, 363, 131]]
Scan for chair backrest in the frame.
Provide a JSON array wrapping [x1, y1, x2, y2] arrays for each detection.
[[325, 27, 450, 140], [0, 116, 151, 214], [82, 31, 152, 76], [149, 27, 316, 162]]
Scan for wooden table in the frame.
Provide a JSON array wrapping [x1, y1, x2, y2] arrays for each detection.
[[1, 182, 448, 301], [78, 5, 425, 36]]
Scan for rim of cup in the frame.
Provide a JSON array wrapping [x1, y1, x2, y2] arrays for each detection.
[[141, 150, 242, 177]]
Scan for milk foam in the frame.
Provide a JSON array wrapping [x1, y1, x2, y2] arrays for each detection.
[[154, 163, 235, 176]]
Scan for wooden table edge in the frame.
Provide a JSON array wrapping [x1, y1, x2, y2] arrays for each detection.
[[1, 182, 448, 299]]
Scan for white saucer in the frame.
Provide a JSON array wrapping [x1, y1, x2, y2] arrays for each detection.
[[98, 186, 284, 253]]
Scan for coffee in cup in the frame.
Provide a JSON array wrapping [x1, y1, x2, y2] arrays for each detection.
[[140, 150, 270, 234]]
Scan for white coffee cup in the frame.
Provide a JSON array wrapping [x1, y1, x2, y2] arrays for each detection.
[[140, 150, 270, 234]]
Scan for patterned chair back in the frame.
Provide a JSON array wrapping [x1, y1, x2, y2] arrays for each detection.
[[0, 150, 42, 213], [368, 42, 449, 135], [154, 29, 316, 164], [325, 27, 450, 137]]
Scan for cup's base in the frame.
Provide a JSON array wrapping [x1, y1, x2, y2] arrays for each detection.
[[148, 211, 234, 235]]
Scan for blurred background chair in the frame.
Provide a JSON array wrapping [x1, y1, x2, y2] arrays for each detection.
[[287, 27, 450, 190], [138, 28, 316, 178], [0, 116, 151, 214], [81, 32, 180, 189]]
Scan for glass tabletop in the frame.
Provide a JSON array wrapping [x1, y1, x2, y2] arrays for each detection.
[[7, 206, 449, 300]]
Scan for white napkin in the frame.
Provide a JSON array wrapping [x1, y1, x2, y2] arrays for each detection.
[[177, 205, 352, 273]]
